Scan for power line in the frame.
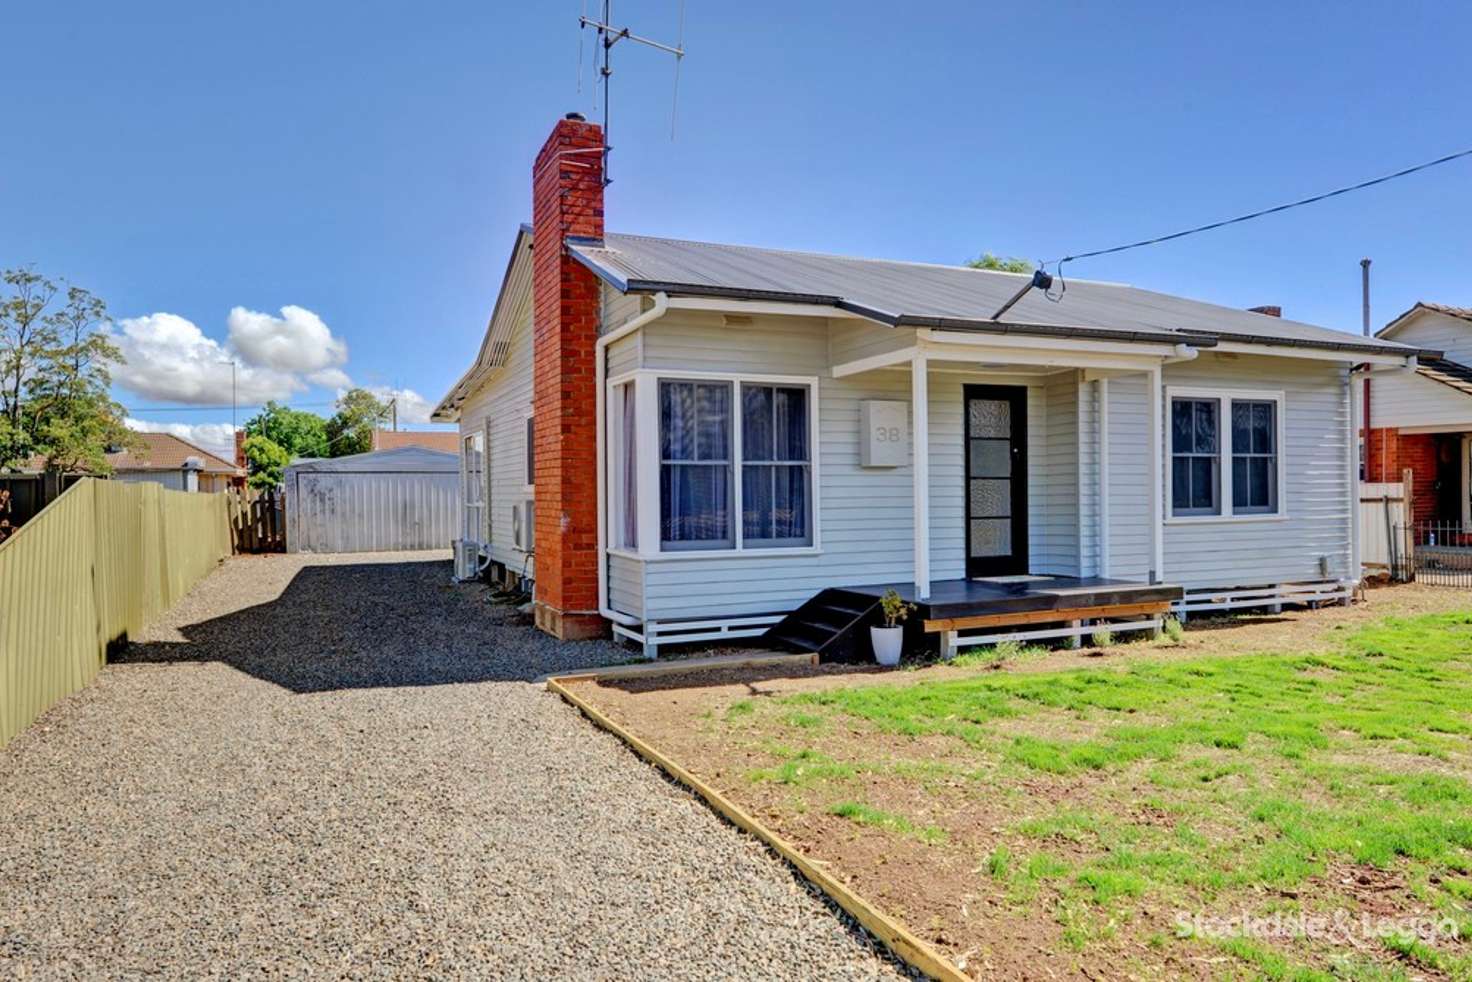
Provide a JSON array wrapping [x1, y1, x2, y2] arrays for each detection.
[[1046, 146, 1472, 274]]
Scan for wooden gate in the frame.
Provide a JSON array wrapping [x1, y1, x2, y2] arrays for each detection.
[[228, 489, 285, 553]]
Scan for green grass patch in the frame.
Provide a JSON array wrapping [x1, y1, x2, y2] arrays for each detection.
[[828, 801, 946, 843], [745, 611, 1472, 972]]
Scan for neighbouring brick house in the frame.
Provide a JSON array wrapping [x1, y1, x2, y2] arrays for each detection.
[[371, 429, 461, 454], [1365, 302, 1472, 528], [433, 114, 1422, 655]]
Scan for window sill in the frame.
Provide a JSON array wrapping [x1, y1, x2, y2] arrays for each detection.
[[1165, 514, 1290, 526], [610, 546, 824, 561]]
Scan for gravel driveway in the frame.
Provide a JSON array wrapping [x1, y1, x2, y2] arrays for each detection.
[[0, 552, 904, 980]]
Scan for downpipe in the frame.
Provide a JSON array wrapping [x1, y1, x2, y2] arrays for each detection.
[[596, 292, 670, 628]]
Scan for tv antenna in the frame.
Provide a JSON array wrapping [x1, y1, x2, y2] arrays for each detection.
[[578, 0, 686, 185]]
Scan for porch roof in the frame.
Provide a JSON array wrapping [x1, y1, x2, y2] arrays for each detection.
[[569, 233, 1429, 359]]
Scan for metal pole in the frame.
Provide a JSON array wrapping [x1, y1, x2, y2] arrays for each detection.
[[1360, 258, 1373, 480], [602, 0, 612, 186]]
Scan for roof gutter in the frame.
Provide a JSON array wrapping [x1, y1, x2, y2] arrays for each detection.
[[596, 293, 670, 630], [574, 258, 1427, 360]]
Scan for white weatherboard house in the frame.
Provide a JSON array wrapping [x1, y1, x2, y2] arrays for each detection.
[[434, 115, 1426, 658]]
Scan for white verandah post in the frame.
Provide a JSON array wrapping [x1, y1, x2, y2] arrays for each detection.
[[912, 353, 931, 600], [1148, 365, 1164, 584]]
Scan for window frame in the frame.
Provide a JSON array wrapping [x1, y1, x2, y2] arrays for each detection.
[[523, 413, 535, 493], [1164, 386, 1287, 524], [606, 369, 822, 560], [461, 430, 486, 544]]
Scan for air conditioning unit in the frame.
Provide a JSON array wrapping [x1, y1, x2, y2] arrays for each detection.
[[513, 499, 535, 552], [453, 539, 480, 581]]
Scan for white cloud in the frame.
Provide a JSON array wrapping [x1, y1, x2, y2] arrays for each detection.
[[227, 305, 348, 374], [125, 418, 237, 459], [364, 386, 435, 425], [109, 312, 302, 405], [308, 367, 353, 389]]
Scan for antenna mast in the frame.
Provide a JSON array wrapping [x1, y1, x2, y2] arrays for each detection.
[[578, 0, 686, 186]]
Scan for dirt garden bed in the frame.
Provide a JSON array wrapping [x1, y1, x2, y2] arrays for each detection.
[[566, 584, 1472, 980]]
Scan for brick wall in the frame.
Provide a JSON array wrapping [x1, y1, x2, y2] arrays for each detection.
[[1364, 426, 1440, 523], [529, 115, 606, 640]]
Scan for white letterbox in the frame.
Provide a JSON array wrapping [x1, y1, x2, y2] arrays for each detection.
[[860, 400, 908, 467]]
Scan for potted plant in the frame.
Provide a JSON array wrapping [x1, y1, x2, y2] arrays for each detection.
[[871, 589, 915, 667]]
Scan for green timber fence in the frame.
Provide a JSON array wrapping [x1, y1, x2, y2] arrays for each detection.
[[0, 478, 231, 748]]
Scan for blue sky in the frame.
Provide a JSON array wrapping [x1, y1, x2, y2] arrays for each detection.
[[3, 1, 1469, 454]]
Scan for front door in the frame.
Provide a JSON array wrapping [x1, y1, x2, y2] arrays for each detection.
[[964, 385, 1028, 577]]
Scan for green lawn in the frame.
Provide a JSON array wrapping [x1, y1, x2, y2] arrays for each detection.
[[734, 612, 1472, 978]]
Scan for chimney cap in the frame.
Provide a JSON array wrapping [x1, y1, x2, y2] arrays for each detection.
[[564, 111, 586, 122]]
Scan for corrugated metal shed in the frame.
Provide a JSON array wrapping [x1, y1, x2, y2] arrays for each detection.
[[569, 232, 1427, 358], [285, 447, 459, 554]]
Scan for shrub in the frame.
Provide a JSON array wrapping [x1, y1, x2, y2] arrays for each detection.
[[1161, 617, 1185, 644], [1090, 627, 1114, 649]]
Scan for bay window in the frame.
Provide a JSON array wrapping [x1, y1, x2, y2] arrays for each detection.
[[660, 380, 734, 549], [1167, 387, 1284, 521], [612, 372, 817, 556], [740, 383, 812, 547]]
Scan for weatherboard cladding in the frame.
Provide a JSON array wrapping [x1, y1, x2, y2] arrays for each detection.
[[569, 233, 1424, 357]]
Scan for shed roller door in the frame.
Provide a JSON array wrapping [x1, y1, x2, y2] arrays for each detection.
[[291, 470, 458, 554]]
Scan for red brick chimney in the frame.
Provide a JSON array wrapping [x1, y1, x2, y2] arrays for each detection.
[[530, 113, 606, 640], [1248, 305, 1282, 318]]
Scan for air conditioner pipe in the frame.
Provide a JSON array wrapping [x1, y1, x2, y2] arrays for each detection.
[[596, 292, 670, 628]]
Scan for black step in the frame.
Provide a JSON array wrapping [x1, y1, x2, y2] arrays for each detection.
[[761, 588, 883, 662], [768, 631, 821, 652]]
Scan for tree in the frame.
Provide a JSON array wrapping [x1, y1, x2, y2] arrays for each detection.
[[26, 285, 135, 474], [967, 253, 1034, 274], [242, 434, 291, 490], [0, 268, 133, 473], [325, 387, 388, 457], [244, 401, 329, 459], [0, 268, 59, 469]]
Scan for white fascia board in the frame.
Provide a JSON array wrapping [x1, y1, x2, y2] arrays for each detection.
[[919, 338, 1162, 373], [830, 345, 919, 378], [918, 327, 1184, 360], [664, 296, 867, 319], [1209, 340, 1413, 366]]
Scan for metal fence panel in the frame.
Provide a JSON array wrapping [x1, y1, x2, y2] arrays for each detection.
[[1392, 521, 1472, 587], [0, 479, 230, 747]]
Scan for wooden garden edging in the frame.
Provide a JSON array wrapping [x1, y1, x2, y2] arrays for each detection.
[[546, 662, 969, 982]]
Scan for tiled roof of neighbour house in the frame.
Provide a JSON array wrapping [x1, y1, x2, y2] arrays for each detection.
[[106, 432, 242, 475], [1415, 356, 1472, 398], [1378, 301, 1472, 338], [568, 232, 1431, 358], [371, 429, 461, 453]]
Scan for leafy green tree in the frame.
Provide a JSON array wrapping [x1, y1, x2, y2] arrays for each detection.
[[244, 401, 329, 459], [27, 285, 135, 473], [242, 434, 291, 490], [967, 253, 1034, 274], [325, 387, 388, 457], [0, 268, 59, 469], [0, 268, 133, 472]]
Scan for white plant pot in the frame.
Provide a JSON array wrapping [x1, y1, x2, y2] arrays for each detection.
[[870, 625, 903, 667]]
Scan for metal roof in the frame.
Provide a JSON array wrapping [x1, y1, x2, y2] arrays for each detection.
[[570, 233, 1427, 358], [285, 446, 459, 474]]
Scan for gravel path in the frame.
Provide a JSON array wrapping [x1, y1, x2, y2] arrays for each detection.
[[0, 552, 905, 980]]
